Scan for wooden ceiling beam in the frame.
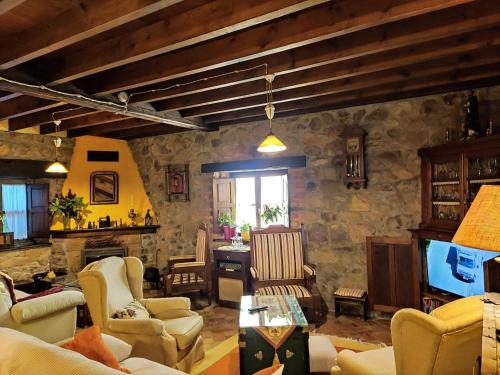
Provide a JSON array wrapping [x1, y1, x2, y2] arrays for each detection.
[[39, 111, 130, 134], [0, 96, 64, 120], [103, 123, 185, 140], [67, 118, 157, 137], [203, 64, 500, 123], [78, 0, 479, 95], [0, 0, 25, 16], [131, 26, 500, 104], [0, 0, 182, 70], [9, 106, 97, 131], [0, 78, 207, 130], [153, 36, 500, 112], [33, 0, 326, 84], [181, 55, 500, 117]]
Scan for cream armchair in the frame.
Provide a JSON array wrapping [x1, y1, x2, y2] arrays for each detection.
[[0, 274, 85, 343], [78, 256, 204, 372], [331, 295, 483, 375]]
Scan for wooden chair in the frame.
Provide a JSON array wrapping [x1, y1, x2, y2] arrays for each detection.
[[164, 223, 212, 304], [250, 224, 320, 324]]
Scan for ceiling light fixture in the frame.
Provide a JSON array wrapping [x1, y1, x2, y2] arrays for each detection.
[[257, 74, 286, 153], [45, 117, 68, 174]]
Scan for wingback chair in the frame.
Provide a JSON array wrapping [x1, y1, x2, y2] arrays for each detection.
[[250, 224, 320, 323], [0, 273, 85, 343], [331, 295, 483, 375], [165, 223, 211, 304], [78, 256, 204, 372]]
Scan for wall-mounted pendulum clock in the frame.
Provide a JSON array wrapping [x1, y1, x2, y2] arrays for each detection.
[[342, 126, 367, 189]]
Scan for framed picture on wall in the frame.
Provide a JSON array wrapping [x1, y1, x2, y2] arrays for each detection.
[[165, 164, 189, 201], [90, 171, 119, 205]]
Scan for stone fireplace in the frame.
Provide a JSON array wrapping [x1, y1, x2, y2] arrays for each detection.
[[81, 246, 128, 269]]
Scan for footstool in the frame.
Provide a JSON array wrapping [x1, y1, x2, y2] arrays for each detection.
[[334, 288, 368, 320], [309, 335, 338, 373]]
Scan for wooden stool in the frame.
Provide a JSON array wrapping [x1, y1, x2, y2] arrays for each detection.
[[334, 288, 368, 320]]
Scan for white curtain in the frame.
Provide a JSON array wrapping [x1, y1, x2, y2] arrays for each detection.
[[2, 184, 28, 240]]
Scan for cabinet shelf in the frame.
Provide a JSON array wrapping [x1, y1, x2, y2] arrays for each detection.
[[468, 177, 500, 184], [431, 201, 460, 206], [431, 180, 459, 186]]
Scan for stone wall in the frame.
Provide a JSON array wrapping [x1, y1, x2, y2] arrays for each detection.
[[0, 246, 52, 281], [139, 86, 497, 308]]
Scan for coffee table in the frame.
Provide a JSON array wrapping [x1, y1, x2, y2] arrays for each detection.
[[239, 294, 310, 375]]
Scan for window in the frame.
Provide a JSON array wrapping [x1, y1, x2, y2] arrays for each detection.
[[1, 184, 28, 240], [234, 170, 289, 228]]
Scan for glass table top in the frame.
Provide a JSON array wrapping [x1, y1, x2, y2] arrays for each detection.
[[239, 295, 308, 328]]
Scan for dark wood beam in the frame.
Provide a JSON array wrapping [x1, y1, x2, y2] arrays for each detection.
[[78, 0, 479, 95], [130, 27, 500, 104], [40, 111, 130, 134], [67, 118, 156, 137], [0, 96, 64, 120], [103, 123, 185, 140], [181, 52, 500, 117], [154, 40, 500, 112], [201, 156, 306, 173], [0, 0, 25, 16], [0, 0, 182, 70], [0, 78, 207, 130], [9, 106, 97, 131], [34, 0, 326, 84], [203, 64, 500, 123]]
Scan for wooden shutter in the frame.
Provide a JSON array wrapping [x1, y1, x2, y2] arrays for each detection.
[[27, 184, 49, 239], [367, 236, 418, 312], [212, 178, 235, 233]]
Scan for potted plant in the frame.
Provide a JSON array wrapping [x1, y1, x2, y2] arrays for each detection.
[[218, 212, 236, 240], [261, 204, 284, 225], [240, 223, 251, 242], [49, 190, 85, 230]]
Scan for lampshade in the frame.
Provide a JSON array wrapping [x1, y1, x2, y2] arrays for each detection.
[[257, 132, 287, 153], [45, 161, 68, 174], [452, 185, 500, 252]]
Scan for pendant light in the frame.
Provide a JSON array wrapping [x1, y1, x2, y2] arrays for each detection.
[[45, 119, 68, 174], [257, 74, 286, 153]]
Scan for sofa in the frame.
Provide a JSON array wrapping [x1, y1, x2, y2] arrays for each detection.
[[331, 295, 483, 375], [0, 274, 85, 343], [0, 327, 188, 375]]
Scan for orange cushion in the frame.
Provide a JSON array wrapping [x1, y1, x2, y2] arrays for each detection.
[[253, 364, 284, 375], [62, 325, 130, 373]]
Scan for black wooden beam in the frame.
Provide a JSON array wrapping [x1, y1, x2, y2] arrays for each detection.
[[201, 156, 306, 173]]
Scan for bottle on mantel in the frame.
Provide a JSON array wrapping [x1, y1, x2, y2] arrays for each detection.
[[145, 209, 153, 227]]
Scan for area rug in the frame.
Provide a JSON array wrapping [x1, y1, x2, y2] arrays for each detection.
[[190, 334, 385, 375]]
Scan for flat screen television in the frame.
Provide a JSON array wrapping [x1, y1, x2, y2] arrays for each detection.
[[426, 239, 500, 297]]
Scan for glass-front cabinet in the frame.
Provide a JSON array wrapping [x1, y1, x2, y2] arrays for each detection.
[[419, 134, 500, 232]]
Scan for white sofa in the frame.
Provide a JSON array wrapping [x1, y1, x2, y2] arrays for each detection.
[[0, 327, 188, 375], [0, 275, 85, 343]]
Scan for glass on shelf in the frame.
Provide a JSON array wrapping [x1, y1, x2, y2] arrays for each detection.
[[432, 161, 459, 181], [432, 203, 460, 221], [468, 156, 500, 180], [432, 183, 459, 201]]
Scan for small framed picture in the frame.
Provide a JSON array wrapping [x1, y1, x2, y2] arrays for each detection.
[[90, 171, 119, 205], [165, 164, 190, 201]]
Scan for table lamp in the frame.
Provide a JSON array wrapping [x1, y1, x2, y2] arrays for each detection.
[[452, 185, 500, 261]]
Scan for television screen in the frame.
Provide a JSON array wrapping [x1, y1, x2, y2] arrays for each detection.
[[426, 239, 500, 297]]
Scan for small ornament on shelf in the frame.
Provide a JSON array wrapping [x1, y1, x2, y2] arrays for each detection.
[[144, 209, 153, 227], [342, 125, 367, 189], [128, 208, 138, 227]]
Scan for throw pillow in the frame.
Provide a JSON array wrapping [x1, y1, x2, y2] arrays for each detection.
[[114, 299, 150, 319], [17, 285, 64, 302], [62, 325, 130, 373], [102, 334, 133, 362], [253, 364, 284, 375]]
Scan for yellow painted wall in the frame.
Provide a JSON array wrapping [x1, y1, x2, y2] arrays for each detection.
[[51, 136, 154, 229]]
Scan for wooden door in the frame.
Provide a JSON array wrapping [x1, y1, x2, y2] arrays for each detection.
[[367, 237, 417, 313], [212, 178, 235, 233], [26, 184, 49, 239]]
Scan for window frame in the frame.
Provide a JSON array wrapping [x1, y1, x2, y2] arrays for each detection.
[[230, 169, 290, 228]]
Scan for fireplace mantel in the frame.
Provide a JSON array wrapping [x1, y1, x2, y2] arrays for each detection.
[[50, 225, 160, 238]]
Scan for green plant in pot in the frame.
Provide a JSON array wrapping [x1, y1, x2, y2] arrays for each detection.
[[261, 204, 284, 225], [49, 189, 85, 230], [218, 212, 236, 240], [241, 223, 251, 242]]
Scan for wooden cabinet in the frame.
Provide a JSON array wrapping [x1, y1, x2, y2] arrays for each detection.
[[419, 134, 500, 232], [366, 237, 419, 312]]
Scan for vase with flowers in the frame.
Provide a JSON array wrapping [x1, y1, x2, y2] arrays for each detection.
[[218, 212, 236, 241], [49, 190, 85, 230]]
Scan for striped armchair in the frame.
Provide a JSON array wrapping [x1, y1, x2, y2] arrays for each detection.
[[250, 224, 320, 323], [164, 223, 212, 305]]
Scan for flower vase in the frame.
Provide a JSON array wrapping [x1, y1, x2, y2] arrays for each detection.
[[223, 226, 236, 241], [63, 215, 71, 231]]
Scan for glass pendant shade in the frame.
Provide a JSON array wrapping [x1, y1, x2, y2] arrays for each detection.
[[257, 132, 287, 153], [45, 161, 68, 173]]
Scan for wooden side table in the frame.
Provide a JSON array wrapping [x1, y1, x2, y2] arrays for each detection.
[[334, 293, 368, 320]]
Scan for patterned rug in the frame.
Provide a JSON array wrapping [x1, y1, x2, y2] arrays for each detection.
[[190, 334, 385, 375]]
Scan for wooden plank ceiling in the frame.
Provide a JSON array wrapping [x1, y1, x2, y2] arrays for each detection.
[[0, 0, 499, 139]]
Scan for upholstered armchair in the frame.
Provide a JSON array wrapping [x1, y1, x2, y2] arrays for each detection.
[[0, 274, 85, 343], [331, 295, 483, 375], [78, 256, 204, 372], [250, 224, 321, 323], [165, 223, 211, 304]]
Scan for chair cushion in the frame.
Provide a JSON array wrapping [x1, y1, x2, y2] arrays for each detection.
[[253, 231, 304, 280], [336, 347, 395, 375], [255, 285, 312, 298], [308, 335, 337, 372], [161, 315, 204, 350], [167, 273, 204, 285], [120, 357, 188, 374]]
